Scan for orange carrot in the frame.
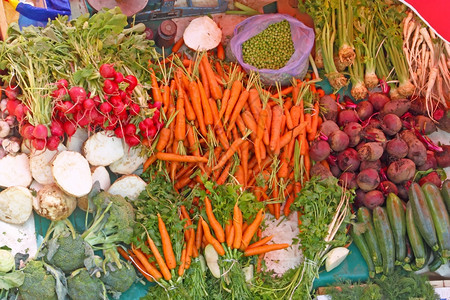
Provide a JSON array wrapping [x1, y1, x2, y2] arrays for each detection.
[[248, 88, 262, 121], [244, 243, 289, 256], [225, 219, 232, 239], [172, 37, 184, 53], [241, 141, 249, 186], [304, 152, 311, 180], [197, 79, 213, 126], [269, 105, 283, 153], [162, 84, 170, 113], [272, 86, 293, 98], [186, 124, 200, 156], [201, 218, 225, 255], [257, 253, 264, 272], [216, 161, 232, 185], [247, 235, 274, 250], [226, 225, 235, 248], [175, 108, 186, 142], [283, 194, 295, 217], [279, 122, 308, 149], [241, 209, 264, 250], [143, 154, 157, 172], [224, 80, 243, 125], [212, 136, 247, 171], [215, 125, 230, 150], [215, 61, 225, 79], [199, 62, 211, 99], [219, 89, 231, 120], [156, 152, 208, 163], [195, 218, 203, 250], [284, 106, 294, 130], [201, 55, 222, 100], [178, 246, 186, 276], [241, 110, 257, 139], [155, 128, 171, 152], [150, 70, 163, 104], [227, 89, 250, 132], [188, 81, 207, 137], [208, 97, 222, 127], [263, 105, 272, 146], [232, 203, 243, 249], [217, 42, 225, 60], [185, 228, 195, 269], [131, 246, 163, 281], [242, 222, 249, 235], [145, 233, 171, 281], [157, 214, 176, 270], [308, 101, 320, 141], [234, 165, 245, 186], [204, 197, 225, 243], [117, 246, 131, 261], [235, 114, 247, 137], [174, 175, 192, 190]]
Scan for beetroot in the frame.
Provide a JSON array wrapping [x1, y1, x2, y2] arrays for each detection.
[[435, 145, 450, 168], [381, 114, 402, 135], [399, 130, 427, 167], [337, 148, 360, 172], [354, 189, 366, 208], [385, 137, 408, 159], [319, 120, 340, 137], [435, 108, 450, 133], [339, 172, 358, 189], [330, 163, 342, 178], [358, 142, 384, 162], [363, 127, 387, 146], [310, 163, 333, 180], [414, 115, 437, 135], [378, 181, 398, 195], [418, 171, 442, 188], [328, 130, 350, 152], [343, 122, 362, 147], [363, 190, 385, 209], [368, 92, 390, 111], [309, 140, 331, 162], [380, 99, 411, 117], [396, 184, 409, 200], [319, 95, 338, 121], [338, 109, 359, 126], [356, 101, 374, 121], [356, 169, 380, 191], [360, 159, 382, 172], [387, 158, 416, 184], [417, 151, 437, 171]]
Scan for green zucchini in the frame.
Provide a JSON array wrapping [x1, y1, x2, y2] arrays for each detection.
[[408, 182, 438, 251], [422, 182, 450, 258], [373, 206, 395, 275], [406, 201, 426, 268], [357, 207, 383, 274], [428, 252, 445, 272], [441, 180, 450, 214], [404, 236, 414, 264], [386, 193, 406, 264], [350, 226, 375, 278]]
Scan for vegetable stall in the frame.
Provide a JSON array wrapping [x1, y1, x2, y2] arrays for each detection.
[[0, 0, 449, 299]]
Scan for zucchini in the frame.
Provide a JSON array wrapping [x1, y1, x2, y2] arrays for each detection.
[[408, 182, 438, 251], [373, 206, 395, 275], [441, 180, 450, 214], [386, 193, 406, 264], [428, 252, 445, 272], [357, 207, 383, 273], [404, 237, 414, 264], [411, 245, 431, 271], [350, 225, 375, 278], [422, 182, 450, 258], [406, 201, 426, 268]]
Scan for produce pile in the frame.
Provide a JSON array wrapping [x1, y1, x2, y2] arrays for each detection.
[[0, 1, 449, 299]]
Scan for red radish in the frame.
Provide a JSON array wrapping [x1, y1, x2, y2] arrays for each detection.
[[72, 103, 83, 112], [109, 95, 122, 106], [63, 121, 76, 137], [51, 88, 67, 99], [152, 110, 160, 120], [117, 111, 128, 121], [155, 120, 163, 131], [14, 104, 25, 120], [114, 127, 125, 138], [69, 86, 87, 103], [21, 124, 35, 140], [87, 109, 101, 123], [75, 111, 89, 127], [129, 103, 140, 115], [138, 121, 147, 132], [122, 95, 132, 105], [58, 101, 74, 113], [56, 79, 69, 89], [50, 121, 64, 137], [4, 86, 19, 100], [125, 134, 140, 147], [99, 102, 113, 114], [32, 138, 46, 150], [143, 118, 154, 128], [147, 126, 157, 138], [114, 72, 124, 83], [47, 136, 61, 151], [124, 123, 136, 136], [124, 75, 138, 91], [113, 102, 126, 115], [103, 79, 119, 94], [83, 98, 95, 110], [6, 99, 20, 115], [153, 101, 162, 109], [33, 124, 49, 139], [99, 64, 116, 79], [92, 95, 101, 106]]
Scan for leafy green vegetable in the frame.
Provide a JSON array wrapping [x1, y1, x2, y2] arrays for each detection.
[[67, 268, 106, 300], [0, 271, 25, 290], [18, 261, 58, 300]]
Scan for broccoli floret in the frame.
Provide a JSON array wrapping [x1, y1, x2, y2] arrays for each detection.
[[82, 192, 135, 267], [18, 261, 57, 300], [67, 269, 106, 300], [100, 261, 136, 295]]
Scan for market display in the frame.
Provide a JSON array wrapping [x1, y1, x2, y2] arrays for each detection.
[[0, 0, 449, 299]]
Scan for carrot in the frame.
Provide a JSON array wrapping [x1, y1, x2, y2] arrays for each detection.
[[157, 214, 176, 270], [145, 233, 172, 281], [217, 42, 225, 60], [208, 97, 222, 127], [215, 61, 225, 79], [241, 141, 249, 186], [201, 55, 222, 100], [304, 152, 311, 181], [241, 209, 264, 250], [248, 88, 262, 121], [195, 218, 203, 250], [219, 88, 231, 120], [241, 110, 257, 139], [278, 148, 290, 179], [226, 225, 235, 248], [225, 219, 232, 239], [175, 107, 186, 142], [155, 128, 171, 152], [178, 246, 186, 277], [215, 125, 230, 150], [234, 165, 245, 186], [247, 235, 274, 250], [186, 124, 200, 156], [290, 106, 301, 127], [235, 114, 247, 137], [212, 136, 247, 171], [117, 246, 131, 261], [232, 203, 243, 249], [279, 122, 308, 149], [216, 161, 232, 185], [244, 243, 289, 256], [227, 89, 250, 132], [304, 113, 312, 133], [263, 105, 272, 146], [185, 228, 195, 269], [242, 222, 249, 235], [156, 152, 208, 163], [224, 80, 243, 125], [257, 253, 264, 273], [143, 154, 157, 172], [269, 105, 283, 154], [272, 86, 293, 98], [188, 81, 207, 137], [197, 79, 213, 126], [162, 84, 170, 113], [284, 106, 294, 130], [199, 62, 211, 99], [174, 175, 192, 190], [172, 37, 184, 53], [283, 194, 295, 217], [131, 246, 163, 281], [201, 218, 225, 255], [272, 185, 281, 220], [308, 101, 320, 141], [150, 69, 164, 105], [204, 197, 225, 243]]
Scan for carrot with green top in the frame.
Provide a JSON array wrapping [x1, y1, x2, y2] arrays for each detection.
[[130, 246, 161, 281], [227, 225, 235, 248], [188, 80, 207, 137], [157, 214, 176, 270], [241, 209, 264, 250], [212, 135, 247, 171], [201, 218, 225, 255], [233, 203, 243, 249], [223, 79, 243, 125], [244, 243, 289, 256], [204, 197, 225, 243], [150, 69, 163, 104], [195, 218, 203, 250], [201, 55, 222, 100], [247, 235, 274, 250], [178, 246, 186, 277]]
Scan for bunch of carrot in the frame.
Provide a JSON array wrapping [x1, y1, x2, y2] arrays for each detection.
[[143, 48, 325, 220]]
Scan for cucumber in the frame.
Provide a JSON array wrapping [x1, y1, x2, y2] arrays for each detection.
[[441, 180, 450, 214], [406, 201, 426, 268], [386, 193, 406, 264], [373, 206, 395, 275], [422, 182, 450, 258], [357, 207, 383, 274], [350, 225, 375, 278], [408, 182, 438, 251]]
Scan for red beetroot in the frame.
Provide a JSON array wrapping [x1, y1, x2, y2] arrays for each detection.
[[387, 158, 416, 184], [386, 137, 409, 159], [99, 64, 116, 79], [356, 101, 374, 121], [435, 145, 450, 168], [69, 86, 87, 103], [338, 109, 359, 126], [368, 92, 390, 111], [329, 130, 350, 152], [356, 168, 380, 191], [417, 151, 437, 171], [337, 148, 360, 172], [354, 189, 366, 208], [381, 114, 402, 136], [362, 190, 385, 210], [418, 171, 442, 188], [360, 159, 382, 172], [358, 142, 384, 162], [378, 181, 398, 195], [339, 172, 358, 189], [344, 122, 363, 147], [309, 140, 331, 162], [319, 120, 339, 137]]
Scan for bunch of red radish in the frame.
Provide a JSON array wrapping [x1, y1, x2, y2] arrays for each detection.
[[5, 64, 163, 151]]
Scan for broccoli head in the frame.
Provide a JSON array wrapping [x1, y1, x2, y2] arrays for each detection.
[[100, 260, 136, 294], [18, 260, 57, 300], [67, 269, 106, 300]]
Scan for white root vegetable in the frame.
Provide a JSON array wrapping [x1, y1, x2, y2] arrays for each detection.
[[2, 137, 20, 154], [0, 186, 33, 224], [109, 144, 146, 175], [204, 244, 221, 278], [325, 247, 350, 272], [77, 166, 111, 212], [52, 151, 92, 197], [0, 153, 32, 188], [83, 131, 124, 166], [20, 139, 32, 155], [34, 184, 77, 221], [107, 174, 146, 201], [66, 128, 88, 153], [0, 120, 10, 138], [30, 145, 66, 185], [183, 16, 222, 51]]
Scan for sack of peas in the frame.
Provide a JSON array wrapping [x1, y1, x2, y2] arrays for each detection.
[[229, 14, 314, 86]]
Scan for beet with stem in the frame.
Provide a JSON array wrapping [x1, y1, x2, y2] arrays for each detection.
[[338, 109, 359, 127], [319, 120, 340, 137], [309, 140, 332, 162], [381, 114, 402, 136], [339, 172, 358, 189], [319, 95, 339, 122], [356, 101, 374, 121]]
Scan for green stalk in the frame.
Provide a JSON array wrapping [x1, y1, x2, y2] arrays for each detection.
[[337, 0, 355, 66], [348, 44, 368, 100]]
